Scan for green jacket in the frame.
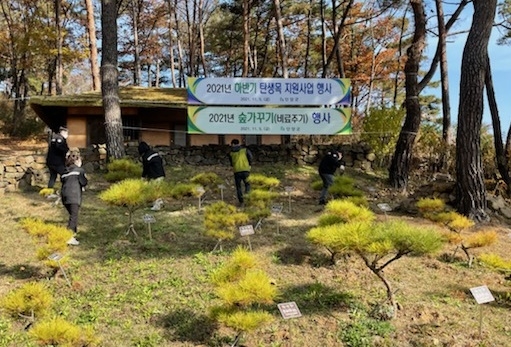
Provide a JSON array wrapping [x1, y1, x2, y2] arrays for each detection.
[[230, 147, 252, 173]]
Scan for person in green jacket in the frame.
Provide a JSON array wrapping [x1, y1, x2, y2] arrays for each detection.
[[229, 139, 253, 205]]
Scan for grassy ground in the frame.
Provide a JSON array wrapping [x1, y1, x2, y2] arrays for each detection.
[[1, 163, 511, 347]]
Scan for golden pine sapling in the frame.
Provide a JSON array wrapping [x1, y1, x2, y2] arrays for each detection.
[[99, 179, 157, 235], [209, 247, 277, 345], [190, 172, 223, 191], [247, 173, 280, 190], [317, 199, 375, 226], [307, 220, 443, 317], [104, 158, 143, 182], [204, 202, 249, 251], [0, 282, 53, 321], [478, 253, 511, 274], [29, 317, 92, 346], [416, 197, 446, 220]]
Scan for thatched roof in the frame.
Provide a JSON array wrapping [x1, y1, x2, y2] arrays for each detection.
[[29, 86, 188, 108], [29, 87, 188, 130]]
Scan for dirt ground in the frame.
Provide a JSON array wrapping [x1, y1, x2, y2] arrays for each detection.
[[2, 137, 511, 346]]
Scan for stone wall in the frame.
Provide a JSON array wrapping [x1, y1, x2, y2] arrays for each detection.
[[0, 142, 376, 193]]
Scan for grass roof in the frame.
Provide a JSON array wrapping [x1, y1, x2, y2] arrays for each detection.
[[29, 87, 188, 109]]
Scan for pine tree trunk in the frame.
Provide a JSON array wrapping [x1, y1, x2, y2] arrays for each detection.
[[455, 0, 497, 220], [85, 0, 101, 91], [389, 0, 426, 189], [101, 0, 125, 160]]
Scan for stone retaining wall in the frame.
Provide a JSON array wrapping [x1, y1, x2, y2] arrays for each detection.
[[0, 142, 376, 193]]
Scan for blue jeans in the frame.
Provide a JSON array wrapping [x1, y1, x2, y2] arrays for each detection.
[[234, 171, 250, 203], [319, 173, 334, 202]]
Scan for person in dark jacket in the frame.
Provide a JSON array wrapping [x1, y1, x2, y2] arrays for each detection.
[[61, 153, 88, 246], [318, 149, 345, 205], [229, 139, 253, 205], [138, 141, 165, 180], [46, 126, 70, 188]]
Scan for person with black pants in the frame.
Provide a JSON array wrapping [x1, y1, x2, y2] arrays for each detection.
[[229, 139, 253, 205], [46, 126, 70, 189], [138, 141, 165, 180], [318, 150, 345, 205], [61, 153, 88, 246]]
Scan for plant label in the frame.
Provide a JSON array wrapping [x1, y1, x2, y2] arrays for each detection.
[[278, 302, 302, 319], [377, 203, 392, 212], [271, 204, 283, 214], [239, 224, 255, 236], [48, 253, 63, 261], [218, 184, 226, 189], [470, 285, 495, 304], [143, 214, 156, 223], [196, 186, 205, 195], [285, 186, 294, 193]]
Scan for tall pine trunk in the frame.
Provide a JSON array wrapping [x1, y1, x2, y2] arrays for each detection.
[[388, 0, 426, 190], [101, 0, 125, 160], [455, 0, 497, 221], [85, 0, 100, 91]]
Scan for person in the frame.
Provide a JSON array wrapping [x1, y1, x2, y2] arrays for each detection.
[[229, 139, 253, 205], [318, 149, 345, 205], [138, 141, 165, 180], [46, 126, 70, 188], [61, 152, 88, 246]]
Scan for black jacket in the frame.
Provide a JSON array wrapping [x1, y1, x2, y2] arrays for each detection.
[[138, 142, 165, 179], [61, 165, 88, 205], [318, 152, 344, 175], [46, 133, 69, 167]]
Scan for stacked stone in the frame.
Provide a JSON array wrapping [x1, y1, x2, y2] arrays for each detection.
[[0, 143, 377, 192]]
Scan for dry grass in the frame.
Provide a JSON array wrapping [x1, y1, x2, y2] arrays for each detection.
[[1, 164, 511, 347]]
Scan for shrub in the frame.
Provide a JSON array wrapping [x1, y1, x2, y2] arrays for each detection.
[[204, 202, 249, 250], [436, 211, 475, 232], [99, 179, 158, 233], [244, 189, 279, 224], [329, 176, 364, 198], [247, 173, 280, 190], [0, 282, 53, 319], [479, 253, 511, 273], [307, 219, 443, 316], [210, 247, 258, 284], [211, 309, 274, 333], [170, 183, 203, 199], [464, 230, 497, 249], [317, 199, 375, 226], [416, 198, 446, 219], [209, 247, 277, 339], [29, 317, 100, 346], [190, 172, 223, 190], [38, 188, 56, 197], [104, 158, 143, 182], [19, 218, 72, 268]]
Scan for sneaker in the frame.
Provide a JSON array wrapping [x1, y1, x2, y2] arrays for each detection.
[[67, 237, 80, 246]]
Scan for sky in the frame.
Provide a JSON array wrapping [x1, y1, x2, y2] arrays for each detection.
[[426, 3, 511, 137], [439, 32, 511, 133]]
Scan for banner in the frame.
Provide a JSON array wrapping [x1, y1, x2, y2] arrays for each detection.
[[187, 106, 352, 135], [187, 77, 351, 106]]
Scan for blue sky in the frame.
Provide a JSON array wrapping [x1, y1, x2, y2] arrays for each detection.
[[440, 32, 511, 133], [426, 2, 511, 136]]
